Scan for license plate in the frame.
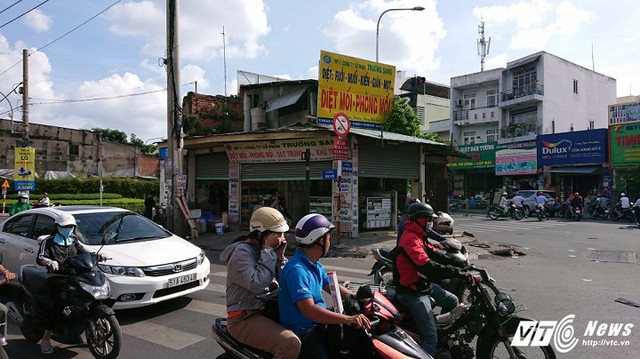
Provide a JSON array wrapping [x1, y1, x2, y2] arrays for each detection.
[[166, 273, 197, 288], [575, 210, 581, 214]]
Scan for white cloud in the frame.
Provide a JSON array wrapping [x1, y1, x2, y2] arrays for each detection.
[[485, 53, 510, 70], [105, 0, 271, 61], [324, 0, 446, 75], [23, 9, 52, 32]]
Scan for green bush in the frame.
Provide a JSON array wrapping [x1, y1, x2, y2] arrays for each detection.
[[7, 193, 124, 200], [7, 178, 160, 199]]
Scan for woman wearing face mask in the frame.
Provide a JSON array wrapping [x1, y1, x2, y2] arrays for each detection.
[[35, 212, 106, 355], [9, 192, 32, 215]]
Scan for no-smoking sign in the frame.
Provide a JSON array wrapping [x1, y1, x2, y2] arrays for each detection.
[[332, 112, 350, 137]]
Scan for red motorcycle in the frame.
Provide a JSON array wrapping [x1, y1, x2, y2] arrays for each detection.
[[212, 285, 432, 358]]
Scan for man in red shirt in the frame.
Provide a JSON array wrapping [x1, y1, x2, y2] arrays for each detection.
[[394, 202, 481, 356]]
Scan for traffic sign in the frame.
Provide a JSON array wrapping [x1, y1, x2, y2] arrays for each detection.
[[333, 138, 349, 160], [332, 113, 351, 137], [322, 169, 338, 180], [1, 180, 9, 189]]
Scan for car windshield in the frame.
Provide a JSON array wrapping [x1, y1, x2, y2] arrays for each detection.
[[73, 211, 171, 245]]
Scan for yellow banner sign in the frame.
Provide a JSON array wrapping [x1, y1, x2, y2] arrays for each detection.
[[317, 50, 395, 128], [14, 147, 36, 191], [225, 137, 334, 163]]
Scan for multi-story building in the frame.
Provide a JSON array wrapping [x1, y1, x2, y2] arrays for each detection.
[[396, 71, 450, 140], [448, 51, 617, 197]]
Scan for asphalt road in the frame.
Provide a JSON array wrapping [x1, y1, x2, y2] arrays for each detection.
[[2, 215, 638, 358]]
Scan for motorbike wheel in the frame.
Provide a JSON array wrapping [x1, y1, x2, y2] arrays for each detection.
[[512, 210, 523, 221], [86, 314, 122, 359], [0, 346, 7, 359], [457, 280, 501, 307], [489, 211, 499, 220], [476, 317, 556, 359]]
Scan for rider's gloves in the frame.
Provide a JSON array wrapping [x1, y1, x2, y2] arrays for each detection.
[[44, 259, 59, 271]]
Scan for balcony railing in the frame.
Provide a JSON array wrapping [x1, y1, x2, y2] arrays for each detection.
[[453, 105, 499, 125], [500, 122, 542, 139], [500, 83, 544, 102]]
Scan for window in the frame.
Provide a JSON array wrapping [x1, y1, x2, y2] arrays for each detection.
[[416, 106, 425, 125], [463, 92, 476, 110], [4, 214, 34, 237], [32, 215, 55, 240], [589, 121, 595, 130], [512, 71, 537, 97], [552, 120, 555, 133], [573, 79, 578, 94], [486, 129, 497, 142], [463, 131, 476, 145], [486, 90, 497, 107], [69, 143, 80, 156]]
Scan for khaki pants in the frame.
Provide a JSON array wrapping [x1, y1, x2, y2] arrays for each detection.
[[228, 311, 300, 359]]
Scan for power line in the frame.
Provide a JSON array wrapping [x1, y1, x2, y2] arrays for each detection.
[[0, 0, 50, 30], [0, 0, 122, 79], [0, 0, 25, 16]]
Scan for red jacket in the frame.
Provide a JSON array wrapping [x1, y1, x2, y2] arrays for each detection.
[[396, 220, 463, 291]]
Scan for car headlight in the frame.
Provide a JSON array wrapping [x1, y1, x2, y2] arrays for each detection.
[[98, 264, 145, 277], [197, 250, 206, 265], [79, 280, 111, 300]]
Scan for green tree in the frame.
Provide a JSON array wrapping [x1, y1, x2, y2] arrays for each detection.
[[91, 128, 128, 144], [382, 97, 441, 142]]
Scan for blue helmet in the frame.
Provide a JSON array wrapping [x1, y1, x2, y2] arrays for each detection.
[[295, 214, 335, 245]]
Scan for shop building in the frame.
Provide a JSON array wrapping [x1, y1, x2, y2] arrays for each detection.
[[608, 99, 640, 201]]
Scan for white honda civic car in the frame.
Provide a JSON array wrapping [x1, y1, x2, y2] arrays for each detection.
[[0, 206, 210, 310]]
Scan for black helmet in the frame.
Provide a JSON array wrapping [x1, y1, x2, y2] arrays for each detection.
[[408, 202, 438, 221]]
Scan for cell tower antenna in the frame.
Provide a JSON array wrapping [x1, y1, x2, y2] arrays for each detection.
[[477, 18, 491, 72]]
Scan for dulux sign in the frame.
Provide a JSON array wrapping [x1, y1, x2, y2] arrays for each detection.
[[537, 129, 607, 166]]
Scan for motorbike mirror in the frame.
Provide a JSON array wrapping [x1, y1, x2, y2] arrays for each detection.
[[356, 285, 374, 301]]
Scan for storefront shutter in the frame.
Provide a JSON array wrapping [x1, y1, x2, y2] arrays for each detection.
[[241, 161, 332, 181], [196, 153, 229, 180], [358, 138, 420, 179]]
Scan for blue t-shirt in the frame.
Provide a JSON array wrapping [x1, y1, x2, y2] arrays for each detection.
[[278, 248, 329, 336]]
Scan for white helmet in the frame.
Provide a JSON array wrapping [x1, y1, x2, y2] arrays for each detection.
[[295, 214, 335, 245], [621, 193, 626, 197], [55, 212, 77, 227], [250, 207, 289, 233], [17, 191, 29, 200]]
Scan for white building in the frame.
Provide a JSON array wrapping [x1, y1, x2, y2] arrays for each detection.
[[396, 71, 450, 140], [450, 51, 617, 146]]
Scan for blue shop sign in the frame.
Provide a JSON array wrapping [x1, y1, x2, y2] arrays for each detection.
[[537, 129, 607, 166]]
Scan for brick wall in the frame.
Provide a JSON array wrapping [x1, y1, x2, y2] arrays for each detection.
[[183, 92, 244, 133]]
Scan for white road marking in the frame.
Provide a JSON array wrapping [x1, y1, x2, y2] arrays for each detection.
[[184, 299, 227, 317], [205, 282, 226, 292], [121, 321, 206, 350]]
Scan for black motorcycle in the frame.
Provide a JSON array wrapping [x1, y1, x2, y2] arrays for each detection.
[[535, 203, 549, 221], [375, 266, 556, 359], [7, 252, 122, 359], [488, 204, 523, 221], [611, 203, 635, 222]]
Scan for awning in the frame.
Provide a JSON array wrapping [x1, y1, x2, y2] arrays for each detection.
[[549, 166, 602, 174], [267, 88, 307, 112], [507, 54, 540, 70]]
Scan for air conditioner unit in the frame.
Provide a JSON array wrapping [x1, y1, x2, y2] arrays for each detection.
[[456, 99, 463, 106]]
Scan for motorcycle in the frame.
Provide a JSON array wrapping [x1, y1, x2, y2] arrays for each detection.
[[488, 204, 523, 221], [535, 203, 549, 221], [570, 206, 582, 221], [590, 205, 610, 220], [373, 265, 556, 359], [611, 203, 635, 222], [543, 199, 561, 218], [6, 251, 122, 359], [212, 286, 433, 358], [0, 274, 11, 359]]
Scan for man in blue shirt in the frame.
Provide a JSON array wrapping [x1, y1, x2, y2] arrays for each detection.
[[279, 214, 370, 359]]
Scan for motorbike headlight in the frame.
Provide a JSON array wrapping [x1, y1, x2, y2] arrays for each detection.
[[495, 292, 515, 316], [79, 280, 111, 300], [98, 264, 145, 277], [197, 250, 206, 265]]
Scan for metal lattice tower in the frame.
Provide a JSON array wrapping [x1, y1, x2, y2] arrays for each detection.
[[477, 19, 491, 72]]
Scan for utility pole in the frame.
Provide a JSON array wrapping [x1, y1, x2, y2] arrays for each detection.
[[166, 0, 184, 235], [477, 18, 491, 72], [22, 49, 29, 145]]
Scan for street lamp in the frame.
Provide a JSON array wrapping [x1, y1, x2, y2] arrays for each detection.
[[376, 6, 424, 62]]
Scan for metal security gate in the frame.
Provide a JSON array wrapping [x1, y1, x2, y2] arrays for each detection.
[[358, 138, 420, 179], [196, 153, 229, 180], [240, 161, 332, 181]]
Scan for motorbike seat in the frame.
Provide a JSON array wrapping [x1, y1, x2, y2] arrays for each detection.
[[21, 266, 51, 296], [215, 318, 273, 358], [379, 248, 393, 259]]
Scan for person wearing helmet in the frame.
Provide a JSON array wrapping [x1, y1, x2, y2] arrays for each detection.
[[397, 199, 448, 245], [279, 213, 370, 359], [35, 212, 107, 354], [8, 191, 32, 215], [219, 207, 300, 359], [569, 192, 583, 218], [498, 191, 509, 214], [613, 192, 631, 220], [394, 201, 481, 356]]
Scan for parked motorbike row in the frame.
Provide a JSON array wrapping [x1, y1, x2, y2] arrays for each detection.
[[3, 249, 122, 359]]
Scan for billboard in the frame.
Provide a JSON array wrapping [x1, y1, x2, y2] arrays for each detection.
[[609, 123, 640, 168], [537, 129, 607, 166], [317, 50, 395, 129], [495, 140, 537, 176], [14, 147, 36, 191], [446, 143, 496, 169]]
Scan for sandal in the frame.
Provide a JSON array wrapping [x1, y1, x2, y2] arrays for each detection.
[[40, 344, 54, 355]]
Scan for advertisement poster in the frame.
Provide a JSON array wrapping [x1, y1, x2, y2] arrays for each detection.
[[452, 174, 464, 197], [317, 50, 395, 129], [225, 137, 333, 163], [609, 123, 640, 168], [537, 129, 607, 166], [227, 162, 239, 224], [446, 143, 496, 169], [609, 101, 640, 125], [14, 147, 36, 191], [495, 140, 537, 176]]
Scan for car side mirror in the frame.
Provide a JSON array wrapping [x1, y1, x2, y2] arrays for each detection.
[[37, 234, 49, 244]]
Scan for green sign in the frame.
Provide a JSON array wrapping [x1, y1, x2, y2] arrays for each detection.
[[610, 122, 640, 168], [447, 143, 496, 169]]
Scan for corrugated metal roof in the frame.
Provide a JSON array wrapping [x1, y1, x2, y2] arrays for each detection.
[[267, 88, 307, 112]]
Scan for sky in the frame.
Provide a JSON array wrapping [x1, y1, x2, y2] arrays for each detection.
[[0, 0, 638, 143]]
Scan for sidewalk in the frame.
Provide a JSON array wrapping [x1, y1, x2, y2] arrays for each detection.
[[191, 227, 495, 259]]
